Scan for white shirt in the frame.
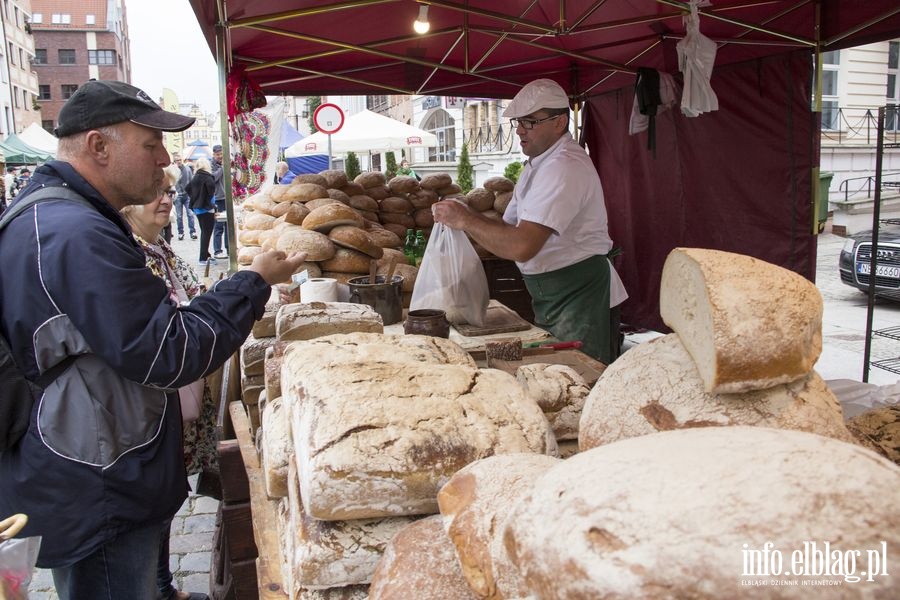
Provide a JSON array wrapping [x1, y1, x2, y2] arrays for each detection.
[[503, 133, 627, 306]]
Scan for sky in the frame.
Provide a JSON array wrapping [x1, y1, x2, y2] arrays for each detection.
[[128, 0, 219, 115]]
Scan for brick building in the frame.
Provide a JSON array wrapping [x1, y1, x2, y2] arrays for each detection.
[[30, 0, 130, 132]]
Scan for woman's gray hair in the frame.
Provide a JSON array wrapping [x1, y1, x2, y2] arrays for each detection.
[[57, 125, 123, 160], [194, 157, 212, 173]]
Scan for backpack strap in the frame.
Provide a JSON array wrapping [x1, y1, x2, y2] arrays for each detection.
[[0, 186, 94, 232]]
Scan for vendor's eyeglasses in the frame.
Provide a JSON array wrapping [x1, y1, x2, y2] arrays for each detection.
[[510, 114, 561, 130]]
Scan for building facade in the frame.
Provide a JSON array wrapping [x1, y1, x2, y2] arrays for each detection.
[[30, 0, 130, 133], [0, 0, 40, 134]]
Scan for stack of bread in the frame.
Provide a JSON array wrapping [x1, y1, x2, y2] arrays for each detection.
[[366, 248, 900, 598], [257, 313, 558, 598]]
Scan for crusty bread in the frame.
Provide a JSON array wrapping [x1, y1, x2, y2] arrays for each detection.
[[287, 182, 329, 203], [237, 245, 263, 266], [340, 182, 366, 197], [240, 373, 264, 406], [320, 169, 349, 189], [243, 212, 277, 230], [466, 188, 495, 212], [355, 171, 386, 189], [579, 334, 854, 451], [483, 176, 515, 193], [660, 247, 823, 393], [238, 229, 261, 245], [326, 188, 352, 204], [240, 334, 277, 376], [437, 183, 463, 197], [505, 427, 900, 599], [378, 196, 414, 214], [437, 454, 559, 599], [493, 191, 513, 215], [347, 194, 379, 212], [846, 404, 900, 465], [420, 173, 452, 190], [264, 342, 288, 402], [387, 176, 420, 195], [261, 397, 291, 498], [516, 363, 589, 441], [413, 208, 434, 229], [276, 302, 383, 341], [376, 262, 416, 292], [275, 227, 337, 261], [319, 247, 373, 274], [366, 227, 402, 249], [292, 173, 328, 187], [251, 293, 284, 338], [328, 226, 384, 259], [368, 516, 477, 600], [378, 212, 415, 229], [409, 189, 439, 209], [303, 203, 365, 233], [365, 184, 390, 201], [305, 197, 343, 212]]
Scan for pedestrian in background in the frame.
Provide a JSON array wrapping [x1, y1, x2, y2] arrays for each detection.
[[173, 152, 196, 240], [0, 79, 306, 600], [188, 157, 217, 265], [211, 144, 228, 259]]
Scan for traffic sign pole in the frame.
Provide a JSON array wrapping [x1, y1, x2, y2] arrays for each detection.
[[313, 103, 345, 171]]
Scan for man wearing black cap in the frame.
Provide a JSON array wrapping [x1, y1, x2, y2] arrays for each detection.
[[0, 80, 305, 599]]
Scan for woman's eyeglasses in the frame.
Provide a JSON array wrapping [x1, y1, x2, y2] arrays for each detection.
[[165, 190, 177, 197]]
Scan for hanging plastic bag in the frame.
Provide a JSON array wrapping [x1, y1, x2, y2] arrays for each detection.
[[1, 514, 41, 600], [410, 223, 490, 327]]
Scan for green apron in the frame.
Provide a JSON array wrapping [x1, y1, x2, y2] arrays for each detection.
[[522, 255, 620, 364]]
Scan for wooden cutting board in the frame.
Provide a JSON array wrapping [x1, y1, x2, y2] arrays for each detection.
[[454, 302, 533, 337], [490, 349, 607, 387]]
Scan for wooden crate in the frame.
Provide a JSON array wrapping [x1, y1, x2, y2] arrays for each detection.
[[481, 257, 534, 323]]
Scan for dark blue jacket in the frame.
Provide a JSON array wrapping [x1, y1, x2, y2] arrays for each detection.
[[0, 161, 270, 568]]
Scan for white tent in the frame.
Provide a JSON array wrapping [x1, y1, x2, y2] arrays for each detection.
[[284, 110, 437, 157], [19, 123, 58, 156]]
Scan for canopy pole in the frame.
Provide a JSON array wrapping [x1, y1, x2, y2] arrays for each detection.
[[811, 0, 823, 236], [216, 16, 237, 273]]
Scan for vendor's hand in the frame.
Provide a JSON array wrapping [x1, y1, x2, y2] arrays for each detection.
[[432, 199, 473, 230], [247, 250, 308, 285]]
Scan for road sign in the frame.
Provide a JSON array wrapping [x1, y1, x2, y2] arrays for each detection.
[[313, 103, 345, 134]]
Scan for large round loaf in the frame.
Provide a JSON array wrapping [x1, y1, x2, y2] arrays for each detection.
[[287, 182, 329, 203], [387, 175, 420, 194], [420, 173, 452, 190], [365, 184, 391, 201], [505, 427, 900, 599], [369, 515, 477, 600], [846, 404, 900, 465], [379, 196, 414, 214], [237, 246, 263, 266], [326, 188, 352, 204], [355, 171, 387, 189], [466, 188, 495, 212], [303, 203, 365, 233], [516, 363, 589, 441], [409, 189, 439, 209], [366, 226, 402, 249], [320, 247, 373, 274], [348, 194, 379, 212], [660, 247, 823, 393], [243, 212, 276, 230], [493, 191, 513, 215], [437, 454, 560, 600], [305, 197, 342, 212], [328, 226, 384, 259], [275, 226, 336, 261], [483, 176, 515, 193], [292, 173, 327, 187], [320, 169, 348, 189], [578, 334, 854, 451], [276, 302, 384, 342]]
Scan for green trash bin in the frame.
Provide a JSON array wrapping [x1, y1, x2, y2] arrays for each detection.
[[818, 171, 834, 232]]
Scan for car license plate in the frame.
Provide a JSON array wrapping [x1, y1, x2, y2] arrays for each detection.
[[857, 262, 900, 278]]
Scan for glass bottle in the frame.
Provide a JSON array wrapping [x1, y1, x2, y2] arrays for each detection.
[[403, 229, 416, 266], [414, 230, 427, 267]]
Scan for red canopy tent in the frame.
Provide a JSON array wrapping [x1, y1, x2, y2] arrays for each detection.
[[189, 0, 900, 329]]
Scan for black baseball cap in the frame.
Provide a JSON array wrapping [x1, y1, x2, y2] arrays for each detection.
[[54, 80, 195, 138]]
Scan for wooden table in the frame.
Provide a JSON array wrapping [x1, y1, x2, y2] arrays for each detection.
[[230, 401, 289, 599]]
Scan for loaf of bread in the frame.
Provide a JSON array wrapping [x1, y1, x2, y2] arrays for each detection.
[[483, 177, 515, 193], [261, 397, 291, 498], [251, 293, 285, 338], [320, 169, 349, 189], [293, 173, 328, 187], [264, 342, 288, 401], [282, 336, 556, 519], [437, 454, 560, 599], [387, 175, 420, 194], [240, 334, 277, 376], [484, 338, 522, 365], [297, 586, 369, 600], [237, 245, 263, 266], [303, 203, 365, 233], [276, 227, 337, 261], [660, 247, 823, 393], [240, 373, 265, 406], [505, 427, 900, 598], [846, 404, 900, 465], [368, 515, 478, 600], [319, 247, 373, 274], [275, 302, 383, 342], [516, 363, 589, 441], [579, 334, 854, 450]]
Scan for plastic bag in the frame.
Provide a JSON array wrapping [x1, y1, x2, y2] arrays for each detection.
[[410, 223, 490, 326], [0, 514, 41, 600]]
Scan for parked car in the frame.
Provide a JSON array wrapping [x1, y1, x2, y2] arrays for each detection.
[[838, 224, 900, 300]]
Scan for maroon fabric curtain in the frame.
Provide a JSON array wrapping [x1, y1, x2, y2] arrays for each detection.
[[583, 50, 818, 332]]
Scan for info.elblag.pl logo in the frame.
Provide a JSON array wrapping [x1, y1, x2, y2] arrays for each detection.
[[741, 541, 889, 586]]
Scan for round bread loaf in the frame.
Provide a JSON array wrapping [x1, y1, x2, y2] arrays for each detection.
[[238, 245, 263, 266], [493, 190, 513, 214], [376, 247, 406, 267], [257, 229, 278, 250], [238, 229, 261, 245], [660, 247, 823, 393], [283, 202, 311, 226], [506, 427, 900, 599], [516, 363, 589, 441], [286, 182, 329, 203], [365, 184, 391, 201], [420, 173, 452, 190], [466, 188, 495, 212], [320, 247, 373, 273], [409, 189, 439, 209], [367, 227, 402, 249], [272, 220, 293, 234], [271, 214, 286, 228], [328, 225, 384, 259], [438, 183, 463, 197], [348, 194, 379, 212], [253, 197, 277, 216], [413, 208, 434, 229], [275, 227, 336, 261], [326, 188, 352, 204], [388, 175, 420, 194], [483, 176, 514, 193], [243, 212, 276, 230], [381, 222, 408, 239], [369, 515, 477, 600], [292, 173, 327, 187], [295, 261, 322, 279], [269, 185, 290, 202], [846, 404, 900, 465], [270, 200, 293, 218], [240, 192, 263, 211], [303, 203, 365, 233], [379, 196, 414, 214], [379, 212, 415, 228], [578, 334, 855, 451], [437, 454, 560, 600], [320, 169, 348, 189], [355, 171, 386, 188], [359, 210, 380, 223], [377, 262, 417, 292], [305, 197, 342, 212], [341, 182, 366, 197]]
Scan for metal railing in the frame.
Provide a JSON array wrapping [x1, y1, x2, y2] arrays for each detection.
[[463, 124, 516, 154], [821, 105, 900, 145], [837, 171, 900, 203]]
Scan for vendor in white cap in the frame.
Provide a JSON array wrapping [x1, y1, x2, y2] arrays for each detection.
[[432, 78, 627, 363]]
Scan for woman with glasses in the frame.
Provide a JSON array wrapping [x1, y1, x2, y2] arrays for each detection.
[[433, 78, 628, 364]]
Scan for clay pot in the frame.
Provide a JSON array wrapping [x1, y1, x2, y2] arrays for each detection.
[[404, 309, 450, 338]]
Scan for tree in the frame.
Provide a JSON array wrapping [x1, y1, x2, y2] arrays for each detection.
[[504, 161, 523, 184], [384, 152, 398, 180], [345, 151, 361, 180], [307, 96, 322, 133], [457, 145, 474, 193]]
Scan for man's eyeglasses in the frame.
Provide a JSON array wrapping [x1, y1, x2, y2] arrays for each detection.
[[509, 114, 561, 130]]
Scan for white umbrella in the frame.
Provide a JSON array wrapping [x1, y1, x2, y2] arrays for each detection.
[[285, 110, 437, 156], [18, 122, 58, 156]]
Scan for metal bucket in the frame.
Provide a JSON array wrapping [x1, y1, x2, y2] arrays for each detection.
[[347, 275, 404, 325]]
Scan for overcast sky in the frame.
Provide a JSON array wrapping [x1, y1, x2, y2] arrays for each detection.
[[128, 0, 219, 114]]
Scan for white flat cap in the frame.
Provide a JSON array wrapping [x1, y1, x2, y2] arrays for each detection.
[[503, 79, 570, 118]]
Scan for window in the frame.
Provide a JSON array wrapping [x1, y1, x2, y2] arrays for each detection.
[[51, 13, 60, 23], [38, 84, 50, 100], [31, 13, 41, 24], [42, 120, 53, 133], [85, 14, 95, 25], [13, 86, 19, 107], [13, 6, 18, 26], [33, 49, 46, 64], [58, 49, 76, 64], [820, 50, 840, 131], [61, 84, 78, 99], [18, 49, 23, 68], [7, 43, 13, 66], [888, 41, 899, 131], [62, 14, 71, 24], [22, 89, 28, 110], [88, 50, 116, 65], [423, 109, 456, 162]]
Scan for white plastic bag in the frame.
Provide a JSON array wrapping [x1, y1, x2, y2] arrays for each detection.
[[410, 223, 490, 326]]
